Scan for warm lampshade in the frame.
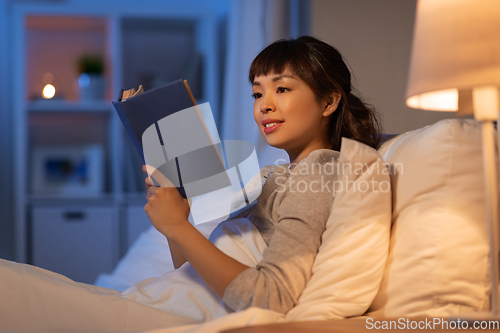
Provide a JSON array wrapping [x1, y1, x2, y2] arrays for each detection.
[[406, 0, 500, 116], [406, 0, 500, 317]]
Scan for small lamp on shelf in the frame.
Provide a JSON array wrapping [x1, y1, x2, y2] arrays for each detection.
[[77, 54, 106, 101], [406, 0, 500, 316], [41, 72, 56, 100]]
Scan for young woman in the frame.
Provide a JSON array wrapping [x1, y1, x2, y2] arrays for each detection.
[[144, 35, 381, 314], [0, 36, 381, 330]]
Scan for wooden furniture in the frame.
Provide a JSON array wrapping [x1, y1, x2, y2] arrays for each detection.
[[11, 2, 222, 283]]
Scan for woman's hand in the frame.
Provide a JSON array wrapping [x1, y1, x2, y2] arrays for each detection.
[[141, 164, 248, 293], [143, 166, 156, 201], [142, 165, 191, 238]]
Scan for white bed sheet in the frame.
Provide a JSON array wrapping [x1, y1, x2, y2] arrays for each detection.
[[95, 221, 221, 292], [145, 307, 285, 333], [0, 218, 268, 332]]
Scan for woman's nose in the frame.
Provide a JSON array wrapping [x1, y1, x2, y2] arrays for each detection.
[[260, 96, 275, 114]]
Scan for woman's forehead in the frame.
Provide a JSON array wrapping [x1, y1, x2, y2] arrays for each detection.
[[252, 67, 297, 82]]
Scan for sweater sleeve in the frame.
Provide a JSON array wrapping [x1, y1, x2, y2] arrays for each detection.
[[222, 150, 338, 314]]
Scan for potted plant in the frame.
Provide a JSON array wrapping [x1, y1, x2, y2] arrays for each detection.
[[77, 54, 106, 101]]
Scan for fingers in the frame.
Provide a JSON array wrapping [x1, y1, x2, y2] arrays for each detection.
[[148, 184, 158, 196], [145, 176, 158, 201], [144, 165, 176, 188], [146, 177, 159, 200], [146, 186, 180, 203], [144, 166, 154, 200], [143, 164, 178, 202], [145, 176, 155, 187]]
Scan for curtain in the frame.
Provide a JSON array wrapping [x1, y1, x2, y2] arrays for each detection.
[[0, 0, 13, 260]]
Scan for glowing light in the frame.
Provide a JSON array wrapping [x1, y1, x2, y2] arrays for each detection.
[[42, 84, 56, 99], [406, 89, 458, 111], [473, 86, 500, 121]]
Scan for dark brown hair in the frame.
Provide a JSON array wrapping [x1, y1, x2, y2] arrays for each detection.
[[249, 36, 382, 150]]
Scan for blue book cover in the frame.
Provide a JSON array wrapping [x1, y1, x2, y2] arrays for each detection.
[[112, 79, 229, 199]]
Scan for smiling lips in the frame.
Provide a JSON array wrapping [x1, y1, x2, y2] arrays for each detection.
[[262, 119, 284, 134]]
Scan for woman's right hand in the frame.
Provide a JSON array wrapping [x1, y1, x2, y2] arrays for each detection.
[[142, 165, 158, 201], [141, 164, 190, 269]]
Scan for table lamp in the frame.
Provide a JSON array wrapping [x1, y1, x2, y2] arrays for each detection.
[[405, 0, 500, 315]]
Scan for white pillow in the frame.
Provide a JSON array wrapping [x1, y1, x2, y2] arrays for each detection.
[[286, 138, 392, 321], [368, 119, 490, 317]]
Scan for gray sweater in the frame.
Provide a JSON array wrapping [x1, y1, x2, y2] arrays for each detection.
[[222, 149, 340, 314]]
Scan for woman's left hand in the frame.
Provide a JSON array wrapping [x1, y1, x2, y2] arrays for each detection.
[[144, 166, 191, 238]]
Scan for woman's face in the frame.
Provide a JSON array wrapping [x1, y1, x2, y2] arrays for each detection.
[[252, 70, 336, 157]]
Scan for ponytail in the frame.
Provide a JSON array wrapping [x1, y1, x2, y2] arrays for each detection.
[[328, 92, 382, 151]]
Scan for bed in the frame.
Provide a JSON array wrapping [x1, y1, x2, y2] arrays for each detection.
[[0, 118, 491, 332]]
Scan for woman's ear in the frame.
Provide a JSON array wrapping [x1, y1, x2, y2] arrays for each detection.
[[323, 92, 341, 117]]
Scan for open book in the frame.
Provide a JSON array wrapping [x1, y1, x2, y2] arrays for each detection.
[[112, 79, 229, 199]]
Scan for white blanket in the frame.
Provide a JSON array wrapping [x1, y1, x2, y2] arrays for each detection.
[[146, 307, 285, 333], [0, 218, 271, 332], [95, 221, 222, 292]]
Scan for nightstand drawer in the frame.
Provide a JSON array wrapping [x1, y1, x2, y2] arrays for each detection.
[[31, 205, 116, 284]]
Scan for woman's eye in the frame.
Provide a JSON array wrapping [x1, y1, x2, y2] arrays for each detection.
[[277, 87, 288, 93], [252, 92, 262, 99]]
